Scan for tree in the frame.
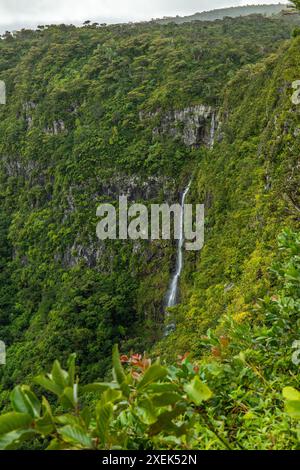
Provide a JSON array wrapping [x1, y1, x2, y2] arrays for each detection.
[[290, 1, 300, 11]]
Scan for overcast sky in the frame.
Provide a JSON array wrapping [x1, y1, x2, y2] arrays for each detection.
[[0, 1, 289, 33]]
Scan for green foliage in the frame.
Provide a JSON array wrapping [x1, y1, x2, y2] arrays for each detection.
[[0, 13, 297, 390], [0, 10, 299, 452], [0, 229, 299, 450], [283, 387, 300, 419], [0, 347, 217, 450], [160, 35, 300, 360], [291, 1, 300, 12]]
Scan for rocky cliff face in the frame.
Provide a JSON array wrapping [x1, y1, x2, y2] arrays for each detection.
[[140, 105, 217, 147], [61, 175, 177, 269], [1, 14, 296, 388]]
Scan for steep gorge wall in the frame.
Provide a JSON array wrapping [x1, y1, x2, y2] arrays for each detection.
[[158, 35, 300, 359], [0, 15, 298, 387]]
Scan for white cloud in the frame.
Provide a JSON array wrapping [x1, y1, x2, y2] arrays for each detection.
[[0, 0, 289, 30]]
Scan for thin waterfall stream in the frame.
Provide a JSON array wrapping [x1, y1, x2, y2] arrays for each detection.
[[164, 180, 191, 335], [209, 112, 216, 148], [164, 110, 216, 334]]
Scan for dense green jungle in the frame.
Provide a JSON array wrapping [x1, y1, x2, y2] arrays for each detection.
[[0, 3, 299, 450]]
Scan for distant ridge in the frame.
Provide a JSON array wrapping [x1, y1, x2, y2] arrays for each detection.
[[0, 3, 295, 35], [149, 3, 290, 25]]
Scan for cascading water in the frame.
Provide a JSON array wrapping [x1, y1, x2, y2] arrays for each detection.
[[165, 181, 191, 328], [164, 111, 215, 334], [209, 112, 215, 148]]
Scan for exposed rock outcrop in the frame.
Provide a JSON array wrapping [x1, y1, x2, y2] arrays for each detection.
[[61, 175, 177, 268], [23, 101, 36, 130], [2, 155, 39, 179], [44, 119, 66, 135], [140, 105, 217, 147]]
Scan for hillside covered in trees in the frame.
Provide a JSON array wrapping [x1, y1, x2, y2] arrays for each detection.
[[0, 6, 299, 450], [153, 3, 290, 24]]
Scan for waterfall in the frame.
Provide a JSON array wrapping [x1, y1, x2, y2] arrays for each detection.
[[165, 181, 191, 314], [209, 112, 215, 149], [164, 113, 214, 334]]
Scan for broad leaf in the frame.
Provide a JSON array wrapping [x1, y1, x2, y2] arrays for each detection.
[[11, 386, 41, 418], [35, 397, 55, 435], [34, 375, 63, 396], [112, 345, 130, 397], [137, 398, 158, 425], [101, 388, 122, 405], [137, 364, 168, 390], [151, 392, 182, 407], [148, 405, 186, 436], [96, 402, 113, 443], [283, 387, 300, 401], [285, 400, 300, 419], [50, 360, 68, 390], [81, 382, 118, 394], [184, 376, 212, 405], [0, 412, 33, 436], [67, 354, 76, 387], [59, 386, 77, 410], [147, 383, 179, 393], [58, 424, 93, 449], [0, 429, 37, 450]]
